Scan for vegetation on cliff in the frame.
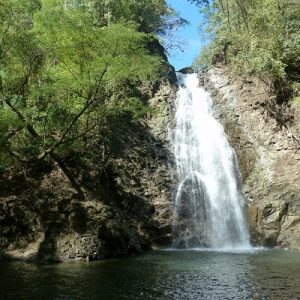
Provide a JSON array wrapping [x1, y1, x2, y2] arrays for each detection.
[[0, 0, 181, 198], [191, 0, 300, 106]]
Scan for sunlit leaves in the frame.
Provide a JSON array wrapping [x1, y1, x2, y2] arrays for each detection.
[[0, 0, 164, 170], [195, 0, 300, 81]]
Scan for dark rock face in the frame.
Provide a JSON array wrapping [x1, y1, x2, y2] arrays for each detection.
[[178, 67, 195, 74], [200, 67, 300, 250], [0, 75, 177, 262]]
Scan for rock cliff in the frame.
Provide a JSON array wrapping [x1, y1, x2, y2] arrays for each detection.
[[3, 60, 299, 261], [0, 66, 177, 262], [200, 66, 300, 250]]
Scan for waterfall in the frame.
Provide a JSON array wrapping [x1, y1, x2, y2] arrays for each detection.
[[172, 73, 250, 249]]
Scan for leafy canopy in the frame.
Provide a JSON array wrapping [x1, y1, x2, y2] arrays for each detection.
[[0, 0, 164, 174], [195, 0, 300, 84]]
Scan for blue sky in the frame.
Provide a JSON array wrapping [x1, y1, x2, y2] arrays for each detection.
[[166, 0, 204, 70]]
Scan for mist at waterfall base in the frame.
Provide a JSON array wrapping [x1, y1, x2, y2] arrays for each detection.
[[172, 73, 250, 250]]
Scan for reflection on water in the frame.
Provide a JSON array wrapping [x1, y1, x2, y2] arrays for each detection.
[[0, 249, 300, 299]]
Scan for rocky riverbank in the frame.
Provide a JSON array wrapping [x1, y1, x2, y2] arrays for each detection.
[[200, 66, 300, 249]]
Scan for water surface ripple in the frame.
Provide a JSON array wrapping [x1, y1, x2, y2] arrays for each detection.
[[1, 249, 300, 299]]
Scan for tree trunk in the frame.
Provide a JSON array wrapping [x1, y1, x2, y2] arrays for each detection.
[[50, 152, 85, 200]]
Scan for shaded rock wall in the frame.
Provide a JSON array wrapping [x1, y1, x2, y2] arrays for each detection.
[[200, 67, 300, 250], [0, 74, 177, 262]]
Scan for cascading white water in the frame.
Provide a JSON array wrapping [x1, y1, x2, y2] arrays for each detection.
[[172, 73, 250, 249]]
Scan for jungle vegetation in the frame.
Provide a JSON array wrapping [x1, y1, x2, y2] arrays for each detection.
[[0, 0, 184, 197], [191, 0, 300, 104]]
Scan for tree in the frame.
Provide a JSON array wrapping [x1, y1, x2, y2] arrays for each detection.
[[0, 0, 163, 198], [195, 0, 300, 85], [0, 0, 42, 168], [88, 0, 187, 34]]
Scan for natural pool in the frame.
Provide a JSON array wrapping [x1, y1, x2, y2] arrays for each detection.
[[1, 249, 300, 299]]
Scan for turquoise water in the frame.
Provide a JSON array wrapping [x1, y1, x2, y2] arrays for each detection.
[[1, 249, 300, 299]]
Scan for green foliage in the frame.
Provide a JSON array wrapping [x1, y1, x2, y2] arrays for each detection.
[[195, 0, 300, 83], [117, 97, 149, 120], [87, 0, 186, 35], [0, 0, 168, 173], [292, 96, 300, 107]]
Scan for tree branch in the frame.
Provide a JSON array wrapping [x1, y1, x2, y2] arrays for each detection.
[[3, 97, 85, 199], [47, 65, 108, 153]]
